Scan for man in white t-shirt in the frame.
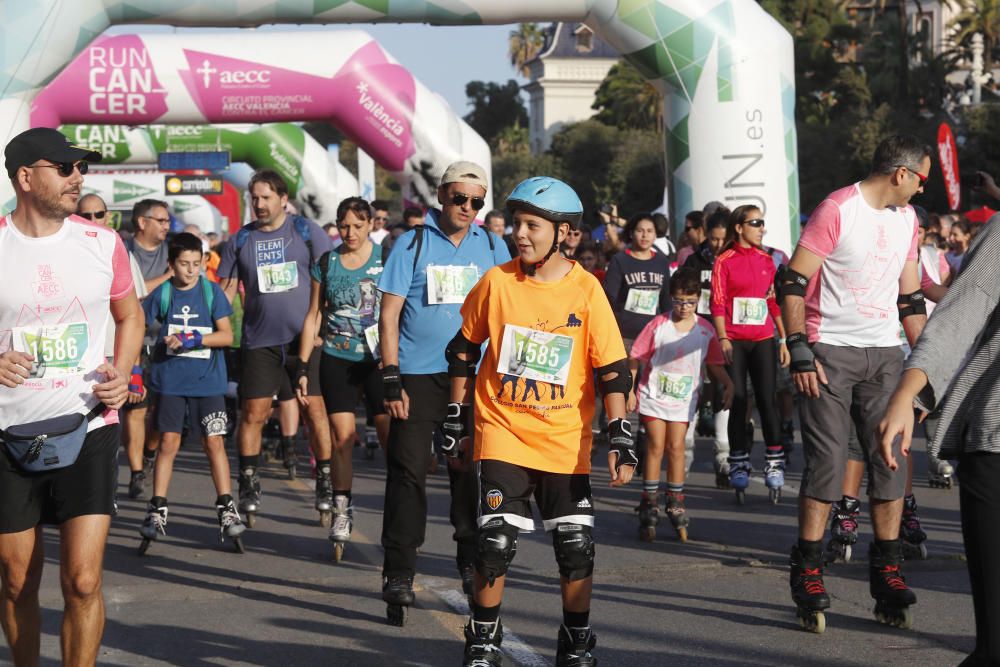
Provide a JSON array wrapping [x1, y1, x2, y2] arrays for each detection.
[[0, 127, 142, 665], [780, 134, 929, 631], [369, 199, 390, 245]]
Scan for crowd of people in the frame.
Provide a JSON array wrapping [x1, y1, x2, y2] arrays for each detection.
[[0, 126, 997, 666]]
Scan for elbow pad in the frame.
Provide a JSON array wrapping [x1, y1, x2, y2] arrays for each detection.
[[897, 290, 927, 320], [597, 359, 632, 396], [445, 331, 482, 378], [779, 268, 809, 305]]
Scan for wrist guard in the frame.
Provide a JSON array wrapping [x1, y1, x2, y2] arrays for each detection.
[[441, 403, 471, 458], [128, 365, 144, 394], [178, 330, 203, 350], [294, 358, 310, 384], [786, 333, 816, 374], [607, 418, 638, 474], [382, 364, 403, 402]]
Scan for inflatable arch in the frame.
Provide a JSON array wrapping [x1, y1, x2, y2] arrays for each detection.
[[31, 29, 491, 219], [61, 123, 361, 224], [0, 0, 798, 251]]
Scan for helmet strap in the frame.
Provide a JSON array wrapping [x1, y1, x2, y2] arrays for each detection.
[[524, 222, 562, 276]]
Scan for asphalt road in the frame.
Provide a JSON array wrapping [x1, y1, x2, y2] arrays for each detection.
[[13, 428, 972, 666]]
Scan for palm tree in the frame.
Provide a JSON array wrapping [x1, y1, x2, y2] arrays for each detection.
[[509, 23, 547, 77], [946, 0, 1000, 73]]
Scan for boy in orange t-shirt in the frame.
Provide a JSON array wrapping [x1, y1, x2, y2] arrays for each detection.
[[443, 177, 636, 666]]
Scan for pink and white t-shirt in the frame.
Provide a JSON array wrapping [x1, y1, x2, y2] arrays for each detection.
[[0, 214, 134, 431], [798, 183, 919, 347], [630, 314, 723, 422]]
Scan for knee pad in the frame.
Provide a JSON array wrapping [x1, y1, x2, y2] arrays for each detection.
[[475, 517, 519, 586], [552, 523, 595, 581]]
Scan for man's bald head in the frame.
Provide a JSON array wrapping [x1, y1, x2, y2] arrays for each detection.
[[76, 193, 108, 223]]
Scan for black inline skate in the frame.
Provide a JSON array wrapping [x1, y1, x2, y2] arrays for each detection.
[[900, 494, 928, 560], [927, 453, 954, 489], [216, 494, 246, 553], [462, 620, 504, 666], [635, 492, 659, 542], [237, 466, 261, 528], [824, 495, 860, 563], [278, 436, 297, 480], [665, 491, 689, 542], [383, 574, 415, 626], [556, 624, 597, 666], [790, 543, 830, 634], [869, 540, 916, 629], [316, 464, 333, 528]]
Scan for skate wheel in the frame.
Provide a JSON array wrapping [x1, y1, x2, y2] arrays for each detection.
[[677, 526, 688, 542], [770, 488, 781, 505], [246, 513, 256, 529], [640, 526, 655, 542], [918, 542, 928, 560], [945, 477, 953, 489], [333, 542, 345, 563], [233, 537, 245, 554], [797, 609, 826, 634], [735, 490, 746, 506], [137, 538, 152, 556], [843, 544, 852, 563], [287, 467, 296, 481], [898, 606, 913, 630], [319, 511, 332, 528], [387, 604, 407, 626]]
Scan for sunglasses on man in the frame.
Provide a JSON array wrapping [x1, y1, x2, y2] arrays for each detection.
[[28, 161, 89, 177], [450, 193, 486, 211], [79, 210, 106, 221]]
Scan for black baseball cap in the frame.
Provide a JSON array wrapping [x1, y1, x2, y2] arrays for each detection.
[[5, 127, 101, 179]]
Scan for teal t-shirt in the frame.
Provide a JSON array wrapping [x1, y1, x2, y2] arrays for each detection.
[[310, 246, 383, 362]]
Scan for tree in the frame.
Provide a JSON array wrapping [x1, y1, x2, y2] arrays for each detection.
[[463, 80, 529, 149], [946, 0, 1000, 74], [508, 23, 547, 77], [591, 59, 663, 132]]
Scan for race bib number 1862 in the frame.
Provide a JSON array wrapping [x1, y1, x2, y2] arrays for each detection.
[[496, 324, 574, 386]]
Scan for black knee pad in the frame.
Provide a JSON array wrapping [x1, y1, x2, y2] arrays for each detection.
[[475, 517, 519, 586], [552, 523, 595, 581]]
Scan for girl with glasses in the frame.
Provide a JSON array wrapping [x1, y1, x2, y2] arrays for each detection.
[[711, 205, 790, 504], [628, 268, 733, 541]]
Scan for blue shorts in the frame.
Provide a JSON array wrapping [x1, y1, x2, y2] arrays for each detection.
[[154, 394, 228, 437]]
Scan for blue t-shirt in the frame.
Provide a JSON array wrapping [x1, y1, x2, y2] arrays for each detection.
[[142, 279, 233, 397], [377, 210, 510, 375], [217, 214, 332, 349], [310, 245, 384, 362]]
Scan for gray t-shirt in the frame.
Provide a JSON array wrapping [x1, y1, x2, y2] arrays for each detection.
[[128, 238, 169, 281], [218, 215, 332, 349]]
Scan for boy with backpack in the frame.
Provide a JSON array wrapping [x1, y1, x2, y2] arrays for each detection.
[[139, 232, 244, 552]]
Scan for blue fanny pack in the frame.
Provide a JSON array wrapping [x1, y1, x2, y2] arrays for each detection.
[[0, 404, 105, 473]]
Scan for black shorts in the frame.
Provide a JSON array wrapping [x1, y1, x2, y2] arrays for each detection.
[[0, 424, 118, 533], [239, 341, 321, 400], [155, 394, 228, 437], [477, 459, 594, 533], [320, 353, 385, 416]]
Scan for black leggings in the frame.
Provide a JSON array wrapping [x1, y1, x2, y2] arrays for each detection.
[[958, 452, 1000, 665], [726, 339, 781, 457]]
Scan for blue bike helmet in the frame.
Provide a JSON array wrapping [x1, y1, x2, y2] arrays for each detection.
[[505, 177, 584, 275]]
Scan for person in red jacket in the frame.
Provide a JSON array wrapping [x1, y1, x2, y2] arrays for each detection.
[[710, 205, 790, 504]]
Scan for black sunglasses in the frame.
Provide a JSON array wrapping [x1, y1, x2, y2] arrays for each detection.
[[30, 161, 89, 177], [743, 218, 766, 228], [79, 210, 106, 220], [450, 193, 486, 211]]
